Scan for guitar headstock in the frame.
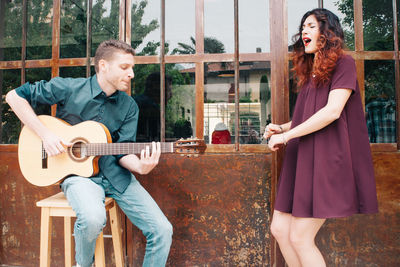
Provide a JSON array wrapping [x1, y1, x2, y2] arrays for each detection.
[[173, 138, 207, 156]]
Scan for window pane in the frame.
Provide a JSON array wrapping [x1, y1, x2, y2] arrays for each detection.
[[60, 66, 87, 78], [238, 62, 271, 144], [324, 0, 355, 50], [167, 0, 195, 55], [166, 63, 195, 141], [25, 68, 51, 115], [239, 0, 269, 53], [1, 69, 21, 144], [288, 0, 318, 48], [204, 0, 232, 54], [365, 60, 396, 143], [204, 62, 234, 144], [363, 0, 394, 51], [26, 0, 52, 60], [132, 64, 160, 142], [91, 0, 120, 56], [60, 0, 87, 58], [131, 0, 160, 56], [0, 0, 23, 61]]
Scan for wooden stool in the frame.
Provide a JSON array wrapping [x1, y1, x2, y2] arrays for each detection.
[[36, 192, 124, 267]]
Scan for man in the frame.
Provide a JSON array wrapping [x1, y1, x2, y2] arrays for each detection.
[[6, 40, 173, 267]]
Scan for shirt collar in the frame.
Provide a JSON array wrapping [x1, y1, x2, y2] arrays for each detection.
[[91, 74, 120, 102]]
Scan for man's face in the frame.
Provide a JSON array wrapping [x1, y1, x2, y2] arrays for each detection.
[[102, 51, 135, 91]]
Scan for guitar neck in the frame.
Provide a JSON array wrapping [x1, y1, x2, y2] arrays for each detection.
[[85, 142, 174, 156]]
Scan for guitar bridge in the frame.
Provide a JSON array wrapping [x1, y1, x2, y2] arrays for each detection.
[[42, 144, 48, 169]]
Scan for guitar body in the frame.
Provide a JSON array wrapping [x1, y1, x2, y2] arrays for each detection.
[[18, 115, 110, 186]]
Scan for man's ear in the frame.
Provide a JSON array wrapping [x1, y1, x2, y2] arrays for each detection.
[[98, 59, 107, 73]]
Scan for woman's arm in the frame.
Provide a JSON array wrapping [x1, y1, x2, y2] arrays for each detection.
[[268, 88, 352, 151]]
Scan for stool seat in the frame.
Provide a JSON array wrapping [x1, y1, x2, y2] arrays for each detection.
[[36, 192, 124, 267]]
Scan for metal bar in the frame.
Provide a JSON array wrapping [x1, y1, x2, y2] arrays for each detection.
[[119, 0, 126, 41], [269, 0, 289, 266], [354, 0, 365, 106], [392, 0, 400, 148], [21, 0, 27, 84], [51, 0, 61, 116], [234, 0, 239, 150], [160, 0, 165, 142], [86, 0, 92, 77], [195, 0, 204, 54], [125, 0, 132, 44], [195, 0, 205, 139]]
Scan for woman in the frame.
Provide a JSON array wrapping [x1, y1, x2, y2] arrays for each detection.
[[264, 8, 378, 267]]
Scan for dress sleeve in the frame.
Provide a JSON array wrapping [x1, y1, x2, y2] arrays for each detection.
[[330, 55, 357, 92]]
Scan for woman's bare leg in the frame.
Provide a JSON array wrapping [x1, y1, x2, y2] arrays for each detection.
[[290, 216, 326, 267], [270, 210, 301, 267]]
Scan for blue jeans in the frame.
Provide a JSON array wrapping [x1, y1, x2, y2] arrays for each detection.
[[61, 175, 173, 267]]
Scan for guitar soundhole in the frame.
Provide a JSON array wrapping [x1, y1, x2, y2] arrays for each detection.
[[69, 138, 89, 162]]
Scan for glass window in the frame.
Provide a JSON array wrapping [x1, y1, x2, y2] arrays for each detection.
[[132, 64, 160, 142], [288, 0, 318, 49], [91, 0, 120, 56], [25, 68, 52, 115], [59, 66, 87, 78], [166, 0, 195, 55], [26, 0, 53, 60], [60, 0, 87, 58], [363, 0, 394, 51], [238, 61, 271, 144], [204, 0, 232, 54], [166, 63, 195, 141], [131, 0, 160, 56], [324, 0, 355, 50], [0, 0, 23, 61], [204, 61, 234, 144], [365, 60, 396, 143], [239, 0, 269, 53], [1, 69, 21, 144]]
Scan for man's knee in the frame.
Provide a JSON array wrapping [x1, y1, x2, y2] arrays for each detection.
[[152, 219, 173, 244], [76, 209, 107, 235]]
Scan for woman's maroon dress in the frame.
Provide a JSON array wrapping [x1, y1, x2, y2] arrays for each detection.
[[274, 55, 379, 218]]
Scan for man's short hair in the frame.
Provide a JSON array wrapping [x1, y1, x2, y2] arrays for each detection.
[[94, 39, 136, 73]]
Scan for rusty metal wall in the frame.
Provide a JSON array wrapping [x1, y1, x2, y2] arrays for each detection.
[[128, 153, 272, 267], [0, 147, 399, 266], [316, 152, 400, 267]]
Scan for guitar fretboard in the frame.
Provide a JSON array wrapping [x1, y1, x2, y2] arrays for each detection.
[[85, 142, 174, 156]]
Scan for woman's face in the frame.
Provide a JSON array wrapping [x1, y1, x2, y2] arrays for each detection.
[[301, 15, 320, 54]]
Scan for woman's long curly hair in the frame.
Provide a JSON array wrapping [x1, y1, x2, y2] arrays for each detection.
[[292, 8, 345, 89]]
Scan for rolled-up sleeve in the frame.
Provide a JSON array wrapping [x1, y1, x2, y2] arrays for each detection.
[[15, 77, 70, 108]]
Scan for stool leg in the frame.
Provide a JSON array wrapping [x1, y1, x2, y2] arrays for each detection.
[[39, 207, 52, 267], [95, 231, 106, 267], [109, 204, 125, 267], [64, 216, 73, 267]]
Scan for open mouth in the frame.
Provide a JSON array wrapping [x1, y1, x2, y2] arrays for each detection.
[[303, 37, 312, 47]]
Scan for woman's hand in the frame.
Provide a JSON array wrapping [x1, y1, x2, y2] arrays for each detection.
[[268, 133, 286, 151], [263, 123, 283, 139]]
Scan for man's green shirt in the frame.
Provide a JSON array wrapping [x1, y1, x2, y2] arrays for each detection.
[[15, 75, 139, 193]]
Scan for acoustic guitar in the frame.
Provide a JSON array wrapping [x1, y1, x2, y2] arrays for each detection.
[[18, 115, 206, 186]]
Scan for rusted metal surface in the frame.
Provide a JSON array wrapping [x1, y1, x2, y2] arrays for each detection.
[[0, 147, 399, 266], [0, 146, 124, 266], [317, 152, 400, 267], [127, 153, 272, 266]]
